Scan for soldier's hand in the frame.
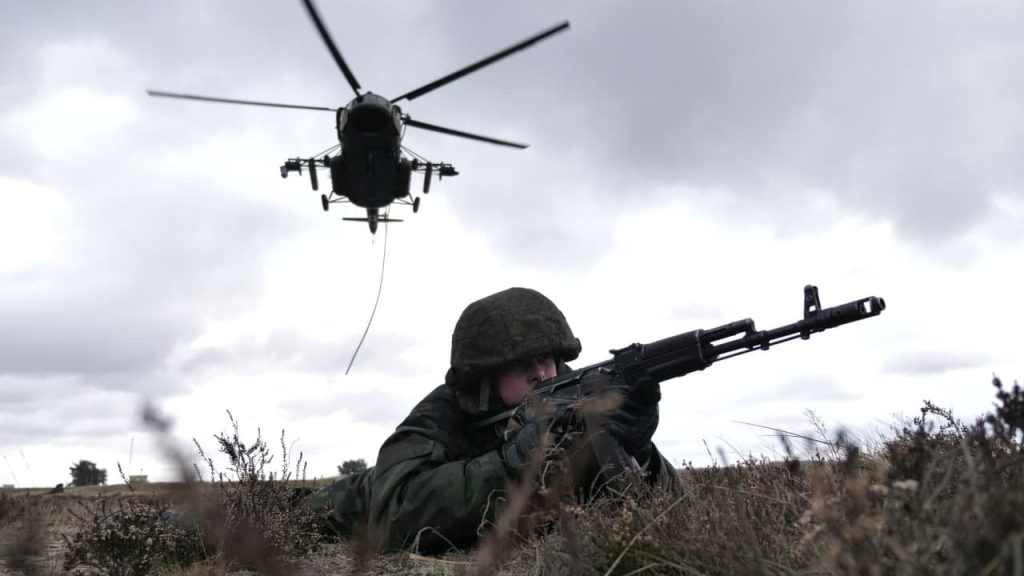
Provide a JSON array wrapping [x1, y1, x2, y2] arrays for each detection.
[[607, 382, 661, 464], [500, 413, 556, 474]]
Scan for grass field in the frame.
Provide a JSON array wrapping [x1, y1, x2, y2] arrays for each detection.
[[2, 376, 1022, 575]]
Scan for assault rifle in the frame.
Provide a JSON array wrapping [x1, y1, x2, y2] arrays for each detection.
[[474, 285, 886, 489]]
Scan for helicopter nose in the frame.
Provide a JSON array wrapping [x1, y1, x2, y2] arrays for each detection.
[[349, 104, 392, 133]]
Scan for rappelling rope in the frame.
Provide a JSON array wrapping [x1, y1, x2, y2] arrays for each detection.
[[345, 207, 390, 375]]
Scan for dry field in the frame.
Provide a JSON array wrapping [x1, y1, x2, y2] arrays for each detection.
[[3, 377, 1023, 575]]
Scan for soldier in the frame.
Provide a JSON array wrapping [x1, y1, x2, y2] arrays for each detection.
[[306, 287, 681, 553]]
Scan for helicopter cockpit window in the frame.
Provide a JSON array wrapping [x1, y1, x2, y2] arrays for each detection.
[[392, 110, 402, 135], [349, 106, 393, 133], [336, 109, 348, 136]]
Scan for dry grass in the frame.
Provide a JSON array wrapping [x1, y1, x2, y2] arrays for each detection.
[[0, 491, 75, 575], [3, 376, 1023, 575]]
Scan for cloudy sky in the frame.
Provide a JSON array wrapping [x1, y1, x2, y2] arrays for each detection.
[[2, 0, 1022, 487]]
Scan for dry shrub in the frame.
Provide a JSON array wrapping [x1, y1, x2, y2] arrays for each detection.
[[61, 494, 208, 576], [152, 557, 234, 575], [19, 376, 1024, 575], [0, 490, 22, 525], [58, 409, 322, 576], [509, 376, 1024, 576], [188, 411, 322, 573], [1, 491, 56, 575], [808, 376, 1024, 575], [568, 459, 816, 575]]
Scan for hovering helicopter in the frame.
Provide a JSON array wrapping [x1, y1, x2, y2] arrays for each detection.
[[148, 0, 569, 234]]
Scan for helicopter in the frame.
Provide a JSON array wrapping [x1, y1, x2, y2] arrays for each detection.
[[148, 0, 569, 234]]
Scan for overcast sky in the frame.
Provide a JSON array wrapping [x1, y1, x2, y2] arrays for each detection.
[[2, 0, 1022, 487]]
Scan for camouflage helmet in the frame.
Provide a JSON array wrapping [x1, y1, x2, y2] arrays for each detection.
[[445, 287, 581, 388]]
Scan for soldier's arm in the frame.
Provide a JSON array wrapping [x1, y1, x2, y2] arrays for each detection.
[[366, 428, 511, 553], [647, 443, 684, 494]]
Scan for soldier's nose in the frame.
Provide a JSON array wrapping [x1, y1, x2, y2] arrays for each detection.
[[527, 359, 550, 381]]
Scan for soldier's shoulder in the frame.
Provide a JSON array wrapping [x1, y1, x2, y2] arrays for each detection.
[[401, 384, 458, 428], [373, 385, 461, 471]]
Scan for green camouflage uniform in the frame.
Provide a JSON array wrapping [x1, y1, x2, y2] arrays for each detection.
[[307, 288, 682, 553]]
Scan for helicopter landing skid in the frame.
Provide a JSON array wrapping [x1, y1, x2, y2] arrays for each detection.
[[320, 191, 349, 212]]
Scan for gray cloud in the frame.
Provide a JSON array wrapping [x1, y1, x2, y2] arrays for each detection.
[[735, 375, 859, 407], [667, 302, 730, 326], [425, 1, 1024, 249], [2, 58, 301, 383], [10, 0, 1015, 262], [885, 349, 992, 376], [0, 298, 187, 377], [278, 387, 415, 429], [178, 329, 420, 378], [0, 184, 297, 383], [0, 383, 144, 445], [2, 0, 1021, 484]]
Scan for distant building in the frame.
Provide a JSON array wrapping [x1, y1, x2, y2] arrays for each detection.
[[128, 475, 149, 484], [1, 484, 14, 490]]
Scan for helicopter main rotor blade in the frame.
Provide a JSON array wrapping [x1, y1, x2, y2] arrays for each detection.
[[147, 90, 334, 111], [403, 117, 528, 149], [390, 20, 569, 103], [300, 0, 361, 97]]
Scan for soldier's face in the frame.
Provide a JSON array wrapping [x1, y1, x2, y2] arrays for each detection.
[[496, 355, 556, 406]]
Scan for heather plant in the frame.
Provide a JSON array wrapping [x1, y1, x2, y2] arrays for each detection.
[[534, 376, 1024, 576], [61, 494, 207, 576], [1, 491, 52, 576], [190, 411, 322, 570], [58, 411, 322, 576], [566, 459, 820, 575], [785, 376, 1024, 576], [0, 490, 24, 525]]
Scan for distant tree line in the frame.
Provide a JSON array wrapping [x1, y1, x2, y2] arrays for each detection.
[[338, 458, 367, 476], [69, 460, 107, 486]]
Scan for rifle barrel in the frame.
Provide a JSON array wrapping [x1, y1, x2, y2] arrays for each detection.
[[711, 296, 885, 358]]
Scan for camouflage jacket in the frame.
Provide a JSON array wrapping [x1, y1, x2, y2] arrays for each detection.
[[308, 383, 682, 554]]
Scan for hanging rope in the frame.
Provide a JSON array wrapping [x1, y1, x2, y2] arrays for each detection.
[[345, 208, 390, 375]]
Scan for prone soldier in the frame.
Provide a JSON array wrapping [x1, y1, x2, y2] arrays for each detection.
[[305, 287, 681, 553], [306, 283, 884, 553]]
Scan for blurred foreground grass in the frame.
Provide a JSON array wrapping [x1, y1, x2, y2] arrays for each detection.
[[2, 376, 1022, 575]]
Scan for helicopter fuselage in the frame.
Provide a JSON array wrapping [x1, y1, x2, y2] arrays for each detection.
[[330, 93, 411, 209]]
